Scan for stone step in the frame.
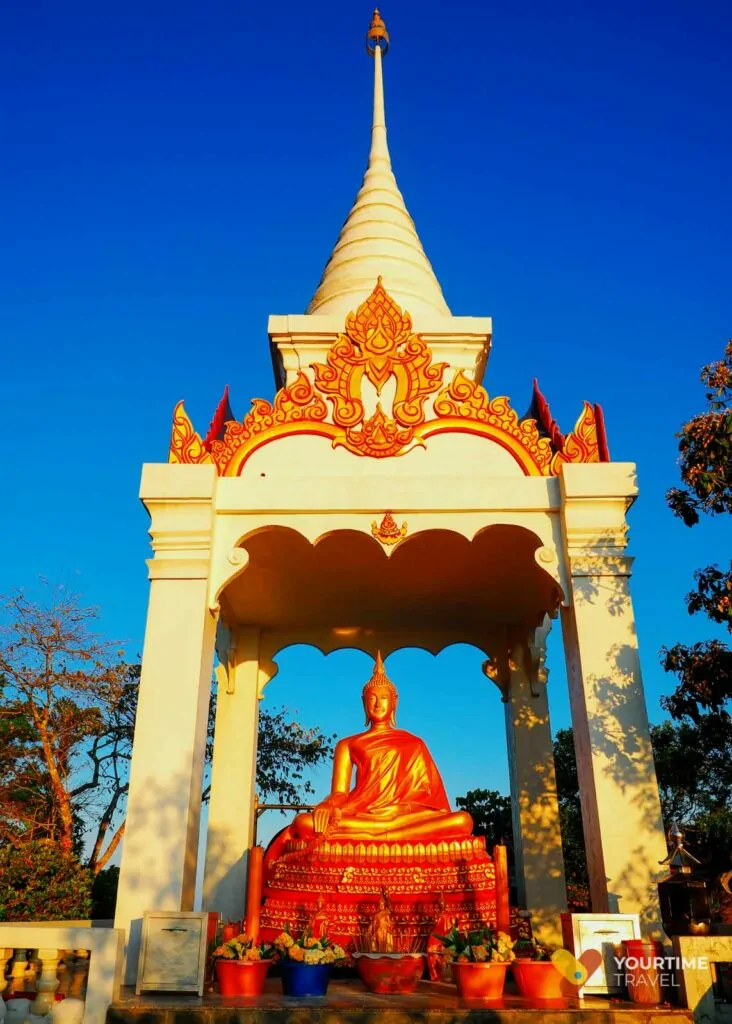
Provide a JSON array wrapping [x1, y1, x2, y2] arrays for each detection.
[[108, 979, 694, 1024]]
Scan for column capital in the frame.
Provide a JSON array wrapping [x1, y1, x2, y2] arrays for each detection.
[[140, 463, 216, 578], [559, 461, 638, 502], [560, 462, 638, 568], [482, 624, 551, 702]]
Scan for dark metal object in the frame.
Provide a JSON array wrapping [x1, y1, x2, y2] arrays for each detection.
[[252, 799, 314, 846], [657, 821, 711, 937]]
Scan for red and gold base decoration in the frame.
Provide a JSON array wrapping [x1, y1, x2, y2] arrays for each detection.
[[258, 836, 527, 951], [169, 280, 610, 477]]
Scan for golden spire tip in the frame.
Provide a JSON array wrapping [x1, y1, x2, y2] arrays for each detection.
[[367, 8, 389, 56]]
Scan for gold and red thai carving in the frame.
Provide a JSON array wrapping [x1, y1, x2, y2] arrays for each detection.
[[371, 511, 407, 546], [258, 837, 529, 950], [168, 279, 607, 476], [311, 278, 446, 458]]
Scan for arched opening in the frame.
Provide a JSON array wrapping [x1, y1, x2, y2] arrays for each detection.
[[254, 643, 510, 852], [202, 523, 566, 941]]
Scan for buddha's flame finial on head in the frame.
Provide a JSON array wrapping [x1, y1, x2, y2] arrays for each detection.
[[362, 650, 398, 725]]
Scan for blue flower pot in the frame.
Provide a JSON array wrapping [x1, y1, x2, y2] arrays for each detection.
[[281, 960, 333, 996]]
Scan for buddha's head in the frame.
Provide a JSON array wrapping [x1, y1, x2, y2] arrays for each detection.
[[362, 651, 398, 727]]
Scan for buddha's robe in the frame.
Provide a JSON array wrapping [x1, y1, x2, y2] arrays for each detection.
[[338, 728, 451, 820]]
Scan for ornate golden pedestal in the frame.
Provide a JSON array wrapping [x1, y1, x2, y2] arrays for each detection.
[[260, 836, 521, 949]]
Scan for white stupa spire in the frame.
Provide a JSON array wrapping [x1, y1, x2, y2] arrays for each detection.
[[307, 10, 451, 324]]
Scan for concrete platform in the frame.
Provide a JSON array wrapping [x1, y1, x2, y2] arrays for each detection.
[[108, 978, 693, 1024]]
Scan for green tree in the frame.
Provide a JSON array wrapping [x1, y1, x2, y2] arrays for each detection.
[[552, 728, 590, 909], [554, 720, 732, 904], [0, 842, 92, 922], [255, 704, 335, 804], [455, 788, 513, 847], [0, 691, 56, 847], [662, 340, 732, 724], [0, 586, 128, 860], [0, 587, 334, 889], [659, 339, 732, 882]]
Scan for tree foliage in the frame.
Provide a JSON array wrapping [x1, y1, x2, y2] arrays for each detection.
[[662, 340, 732, 726], [554, 720, 732, 901], [0, 841, 92, 922], [0, 584, 334, 918], [455, 788, 513, 848], [666, 340, 732, 527], [552, 729, 590, 909], [0, 585, 129, 862], [255, 705, 334, 804]]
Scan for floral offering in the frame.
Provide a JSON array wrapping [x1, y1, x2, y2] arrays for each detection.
[[274, 925, 347, 966], [212, 934, 277, 962], [432, 926, 516, 964], [514, 936, 554, 961]]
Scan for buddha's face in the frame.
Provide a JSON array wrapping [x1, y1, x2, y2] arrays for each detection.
[[364, 684, 395, 725]]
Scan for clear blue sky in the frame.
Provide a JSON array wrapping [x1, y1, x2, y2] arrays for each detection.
[[2, 0, 730, 825]]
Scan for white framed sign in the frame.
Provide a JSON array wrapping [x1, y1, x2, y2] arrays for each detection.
[[561, 912, 641, 996], [136, 911, 209, 996]]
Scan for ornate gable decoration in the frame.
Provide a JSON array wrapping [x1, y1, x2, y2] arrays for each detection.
[[312, 278, 446, 458], [169, 280, 608, 476]]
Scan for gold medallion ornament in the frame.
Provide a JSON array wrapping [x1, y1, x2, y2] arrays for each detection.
[[168, 280, 609, 476], [371, 512, 408, 546]]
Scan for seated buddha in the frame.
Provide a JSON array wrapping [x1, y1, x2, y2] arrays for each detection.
[[264, 652, 472, 867]]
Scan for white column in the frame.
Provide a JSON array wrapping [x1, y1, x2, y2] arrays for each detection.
[[502, 629, 567, 946], [114, 464, 218, 983], [29, 949, 61, 1017], [0, 948, 12, 995], [7, 949, 29, 994], [202, 627, 262, 920], [560, 462, 667, 934]]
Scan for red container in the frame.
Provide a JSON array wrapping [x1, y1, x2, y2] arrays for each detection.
[[512, 959, 567, 1000], [621, 940, 665, 1004], [355, 953, 425, 994], [451, 961, 509, 1000], [214, 959, 270, 997]]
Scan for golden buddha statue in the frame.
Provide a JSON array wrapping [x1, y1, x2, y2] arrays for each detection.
[[363, 891, 396, 952], [259, 654, 509, 950], [285, 652, 472, 846]]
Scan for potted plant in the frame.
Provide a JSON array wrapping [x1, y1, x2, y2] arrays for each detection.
[[211, 934, 277, 996], [432, 926, 515, 999], [511, 938, 566, 1000], [353, 893, 426, 994], [274, 926, 347, 996]]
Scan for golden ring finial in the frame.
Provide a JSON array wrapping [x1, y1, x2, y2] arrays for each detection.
[[367, 8, 389, 56]]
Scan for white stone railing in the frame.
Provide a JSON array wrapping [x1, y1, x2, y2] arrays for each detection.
[[0, 926, 123, 1024]]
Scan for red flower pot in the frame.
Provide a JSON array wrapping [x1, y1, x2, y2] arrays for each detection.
[[214, 959, 270, 996], [451, 961, 509, 1000], [355, 953, 425, 994], [512, 959, 567, 1000]]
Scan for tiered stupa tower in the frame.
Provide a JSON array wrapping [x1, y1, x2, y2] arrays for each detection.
[[307, 11, 451, 324]]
